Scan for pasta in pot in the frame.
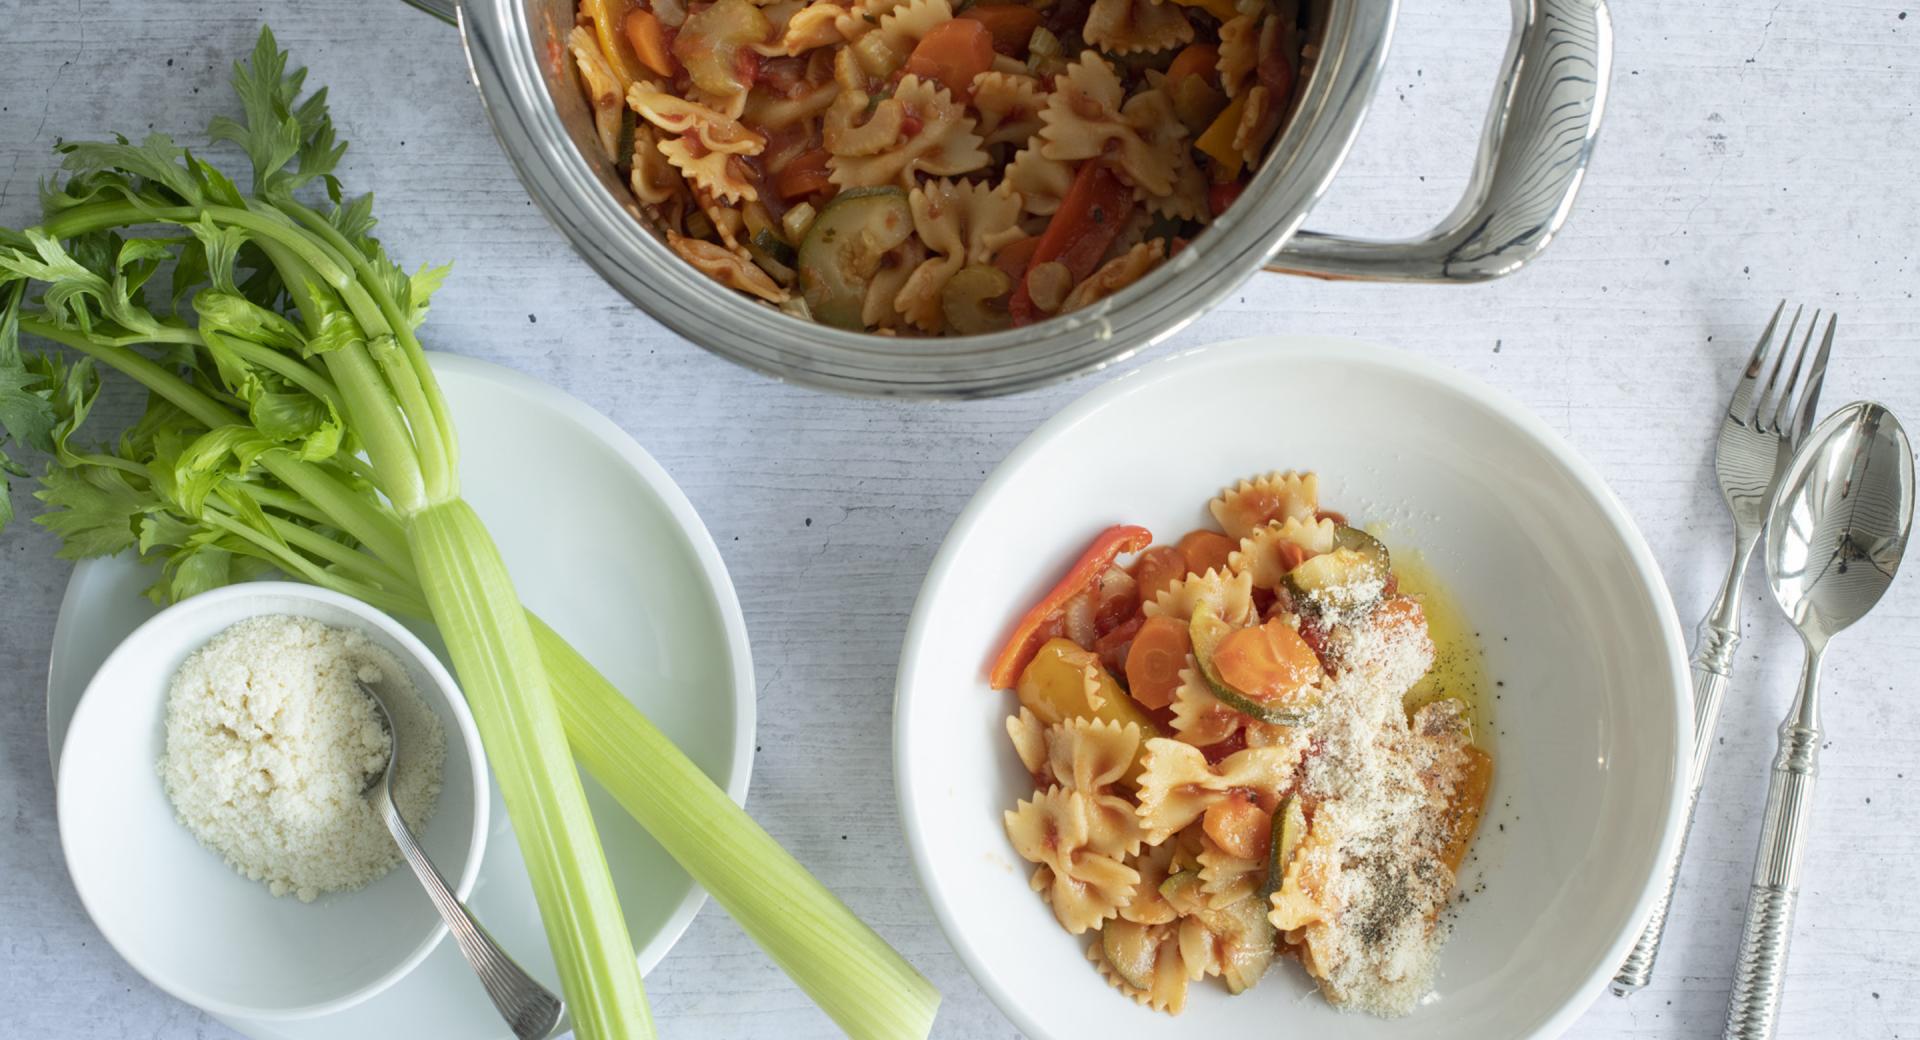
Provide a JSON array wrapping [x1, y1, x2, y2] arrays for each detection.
[[570, 0, 1315, 334]]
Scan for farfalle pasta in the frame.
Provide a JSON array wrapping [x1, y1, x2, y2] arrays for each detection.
[[986, 472, 1497, 1017], [570, 0, 1314, 333]]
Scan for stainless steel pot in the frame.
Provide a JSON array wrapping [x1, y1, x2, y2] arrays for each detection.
[[407, 0, 1611, 397]]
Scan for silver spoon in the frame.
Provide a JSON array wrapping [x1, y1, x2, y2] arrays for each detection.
[[1724, 402, 1914, 1040], [358, 680, 566, 1040]]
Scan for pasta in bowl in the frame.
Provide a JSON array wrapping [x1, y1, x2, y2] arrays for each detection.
[[894, 336, 1690, 1037], [567, 0, 1315, 333], [988, 477, 1494, 1016]]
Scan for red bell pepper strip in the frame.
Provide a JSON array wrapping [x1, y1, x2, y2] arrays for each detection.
[[1009, 160, 1132, 325], [988, 524, 1154, 689]]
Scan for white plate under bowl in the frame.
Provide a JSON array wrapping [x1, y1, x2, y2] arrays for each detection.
[[47, 353, 755, 1040], [895, 336, 1691, 1040], [58, 583, 490, 1021]]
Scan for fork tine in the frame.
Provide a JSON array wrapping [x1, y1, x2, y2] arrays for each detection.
[[1790, 314, 1836, 447], [1728, 300, 1789, 421], [1768, 308, 1818, 434], [1749, 305, 1804, 425]]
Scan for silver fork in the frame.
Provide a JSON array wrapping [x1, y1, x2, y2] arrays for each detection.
[[1611, 302, 1836, 996]]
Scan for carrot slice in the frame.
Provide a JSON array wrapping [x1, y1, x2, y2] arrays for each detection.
[[1176, 529, 1235, 578], [958, 5, 1044, 55], [1165, 42, 1220, 87], [1129, 546, 1189, 607], [1213, 617, 1323, 705], [989, 524, 1155, 689], [774, 148, 833, 199], [624, 9, 681, 78], [1203, 794, 1272, 861], [903, 19, 997, 97], [1125, 616, 1192, 710], [1440, 747, 1493, 872]]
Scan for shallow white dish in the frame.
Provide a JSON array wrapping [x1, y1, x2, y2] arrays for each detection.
[[895, 336, 1691, 1039], [47, 354, 755, 1040], [59, 583, 489, 1020]]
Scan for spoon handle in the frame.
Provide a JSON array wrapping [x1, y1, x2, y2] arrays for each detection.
[[1724, 648, 1824, 1040], [377, 793, 567, 1040]]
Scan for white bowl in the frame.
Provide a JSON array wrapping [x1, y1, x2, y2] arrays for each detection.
[[57, 582, 490, 1021], [895, 336, 1691, 1039]]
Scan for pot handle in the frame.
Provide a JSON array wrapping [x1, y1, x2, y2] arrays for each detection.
[[401, 0, 460, 26], [1267, 0, 1612, 283]]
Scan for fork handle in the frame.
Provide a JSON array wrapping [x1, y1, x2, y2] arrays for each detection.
[[1612, 574, 1748, 996], [1725, 648, 1824, 1040]]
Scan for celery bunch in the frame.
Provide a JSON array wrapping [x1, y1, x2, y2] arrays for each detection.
[[0, 29, 937, 1040]]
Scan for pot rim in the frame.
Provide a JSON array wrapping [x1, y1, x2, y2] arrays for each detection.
[[455, 0, 1397, 397]]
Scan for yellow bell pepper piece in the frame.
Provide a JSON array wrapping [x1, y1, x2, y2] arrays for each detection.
[[582, 0, 646, 92], [1015, 638, 1162, 783], [1196, 92, 1250, 176]]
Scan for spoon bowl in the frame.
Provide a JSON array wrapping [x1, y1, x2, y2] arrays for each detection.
[[1765, 401, 1916, 646]]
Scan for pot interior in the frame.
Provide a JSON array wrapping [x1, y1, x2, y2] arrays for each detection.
[[470, 0, 1380, 395]]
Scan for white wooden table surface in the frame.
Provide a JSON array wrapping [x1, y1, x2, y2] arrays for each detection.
[[3, 0, 1917, 1036]]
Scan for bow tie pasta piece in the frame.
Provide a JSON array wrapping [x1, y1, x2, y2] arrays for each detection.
[[626, 123, 686, 207], [1170, 663, 1245, 747], [666, 232, 790, 303], [742, 77, 842, 130], [1267, 802, 1346, 932], [1061, 239, 1166, 314], [1008, 787, 1142, 933], [1118, 841, 1183, 926], [1003, 145, 1075, 216], [1007, 714, 1147, 859], [971, 71, 1048, 149], [1134, 736, 1303, 844], [1037, 52, 1178, 196], [878, 0, 954, 57], [1143, 566, 1256, 627], [1090, 919, 1196, 1013], [630, 86, 769, 203], [1217, 14, 1258, 97], [826, 76, 990, 189], [895, 178, 1026, 330], [1209, 470, 1319, 541], [1084, 0, 1194, 55], [1145, 149, 1211, 222], [570, 26, 631, 161], [1197, 835, 1263, 908], [1230, 516, 1338, 589], [756, 1, 846, 55], [861, 236, 929, 330]]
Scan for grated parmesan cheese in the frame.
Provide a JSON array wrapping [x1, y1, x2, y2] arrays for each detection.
[[1297, 594, 1472, 1016], [159, 614, 445, 902]]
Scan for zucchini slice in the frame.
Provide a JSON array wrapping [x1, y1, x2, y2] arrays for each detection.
[[1287, 525, 1390, 608], [1189, 604, 1313, 726], [1259, 795, 1306, 904], [797, 187, 912, 329], [1101, 919, 1159, 990]]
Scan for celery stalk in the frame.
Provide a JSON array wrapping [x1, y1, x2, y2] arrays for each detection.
[[533, 616, 941, 1040], [411, 502, 652, 1039]]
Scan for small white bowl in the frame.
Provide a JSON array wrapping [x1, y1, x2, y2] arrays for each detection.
[[57, 582, 490, 1021], [895, 336, 1692, 1040]]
